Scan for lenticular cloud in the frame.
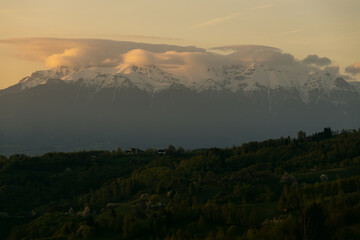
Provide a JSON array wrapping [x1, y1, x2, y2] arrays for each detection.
[[1, 37, 337, 78]]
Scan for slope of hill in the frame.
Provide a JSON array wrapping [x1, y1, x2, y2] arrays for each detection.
[[0, 129, 359, 239]]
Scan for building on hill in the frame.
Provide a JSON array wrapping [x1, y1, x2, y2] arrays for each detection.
[[157, 149, 166, 155], [125, 148, 143, 155]]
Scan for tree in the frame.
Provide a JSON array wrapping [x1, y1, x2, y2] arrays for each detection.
[[297, 131, 306, 142], [297, 203, 326, 240], [166, 145, 177, 156], [323, 127, 332, 138]]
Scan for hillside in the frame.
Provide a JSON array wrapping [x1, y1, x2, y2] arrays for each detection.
[[0, 128, 359, 239]]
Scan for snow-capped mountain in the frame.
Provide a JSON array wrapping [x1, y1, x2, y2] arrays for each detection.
[[10, 64, 359, 101], [1, 64, 359, 155]]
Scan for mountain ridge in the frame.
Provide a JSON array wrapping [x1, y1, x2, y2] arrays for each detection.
[[3, 64, 358, 103], [0, 64, 359, 155]]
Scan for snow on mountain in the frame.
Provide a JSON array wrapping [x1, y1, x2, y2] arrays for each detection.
[[14, 63, 359, 103], [2, 63, 360, 156], [350, 81, 360, 91], [18, 66, 74, 89]]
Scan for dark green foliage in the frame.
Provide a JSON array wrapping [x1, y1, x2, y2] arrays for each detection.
[[0, 129, 359, 239]]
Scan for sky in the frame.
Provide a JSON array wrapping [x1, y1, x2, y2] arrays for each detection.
[[0, 0, 360, 89]]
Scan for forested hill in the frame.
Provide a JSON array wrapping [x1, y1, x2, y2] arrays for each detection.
[[0, 128, 360, 239]]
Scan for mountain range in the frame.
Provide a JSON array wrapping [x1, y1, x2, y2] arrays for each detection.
[[1, 62, 360, 155]]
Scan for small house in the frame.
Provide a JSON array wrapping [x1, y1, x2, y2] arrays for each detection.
[[157, 149, 166, 155], [125, 148, 143, 155]]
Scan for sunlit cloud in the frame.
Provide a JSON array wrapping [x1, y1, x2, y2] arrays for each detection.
[[120, 49, 217, 80], [0, 38, 343, 82], [0, 38, 205, 68]]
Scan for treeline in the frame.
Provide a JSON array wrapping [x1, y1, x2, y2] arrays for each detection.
[[0, 128, 359, 239]]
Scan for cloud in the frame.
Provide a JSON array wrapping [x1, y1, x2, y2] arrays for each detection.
[[101, 34, 183, 42], [211, 45, 297, 66], [193, 0, 288, 29], [45, 47, 121, 68], [345, 62, 360, 75], [119, 46, 302, 80], [1, 38, 340, 80], [324, 65, 340, 75], [0, 38, 205, 68], [120, 49, 217, 80], [192, 12, 244, 29], [302, 54, 332, 66]]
